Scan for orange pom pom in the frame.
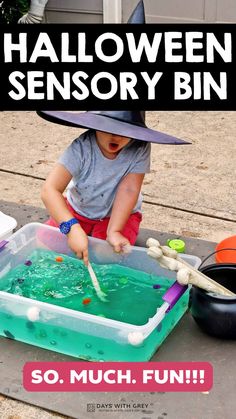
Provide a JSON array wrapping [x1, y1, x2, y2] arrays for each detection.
[[82, 298, 92, 305], [55, 256, 63, 262]]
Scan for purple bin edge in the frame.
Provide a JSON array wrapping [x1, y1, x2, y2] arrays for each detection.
[[162, 281, 188, 310]]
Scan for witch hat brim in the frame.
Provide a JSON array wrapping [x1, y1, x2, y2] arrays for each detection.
[[38, 111, 189, 145], [37, 1, 190, 145]]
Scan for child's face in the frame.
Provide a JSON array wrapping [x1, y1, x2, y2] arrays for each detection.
[[95, 131, 131, 159]]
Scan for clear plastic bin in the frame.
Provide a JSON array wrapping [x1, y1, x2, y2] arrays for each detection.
[[0, 223, 201, 361]]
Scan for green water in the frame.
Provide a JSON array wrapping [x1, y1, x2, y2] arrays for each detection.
[[0, 249, 189, 361], [0, 249, 173, 326], [0, 295, 188, 361]]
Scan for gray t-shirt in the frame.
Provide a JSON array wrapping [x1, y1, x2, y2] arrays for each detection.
[[58, 130, 151, 219]]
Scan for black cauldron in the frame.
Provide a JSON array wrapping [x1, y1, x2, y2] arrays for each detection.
[[190, 264, 236, 339]]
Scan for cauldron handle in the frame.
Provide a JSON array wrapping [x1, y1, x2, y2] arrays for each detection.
[[198, 248, 236, 270]]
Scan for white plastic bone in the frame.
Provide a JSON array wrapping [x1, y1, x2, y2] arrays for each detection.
[[146, 238, 235, 297], [87, 262, 107, 302], [177, 268, 191, 285], [146, 238, 161, 248]]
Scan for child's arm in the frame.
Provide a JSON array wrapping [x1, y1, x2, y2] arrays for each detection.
[[41, 163, 89, 265], [107, 172, 145, 252]]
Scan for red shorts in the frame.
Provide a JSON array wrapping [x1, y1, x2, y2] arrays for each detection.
[[45, 200, 142, 245]]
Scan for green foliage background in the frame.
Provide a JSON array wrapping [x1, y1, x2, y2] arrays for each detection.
[[0, 0, 31, 23]]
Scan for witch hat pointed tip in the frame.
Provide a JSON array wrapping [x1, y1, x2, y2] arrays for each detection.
[[127, 0, 145, 24]]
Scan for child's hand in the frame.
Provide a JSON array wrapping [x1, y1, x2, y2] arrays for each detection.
[[67, 225, 89, 265], [107, 231, 130, 253]]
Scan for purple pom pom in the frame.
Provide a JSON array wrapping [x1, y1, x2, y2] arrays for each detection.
[[24, 260, 32, 266], [153, 284, 161, 289]]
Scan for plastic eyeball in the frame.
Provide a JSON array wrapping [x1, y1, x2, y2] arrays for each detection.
[[128, 332, 144, 346], [27, 306, 40, 322]]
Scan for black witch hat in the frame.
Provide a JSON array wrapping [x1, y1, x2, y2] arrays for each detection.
[[38, 1, 189, 145]]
